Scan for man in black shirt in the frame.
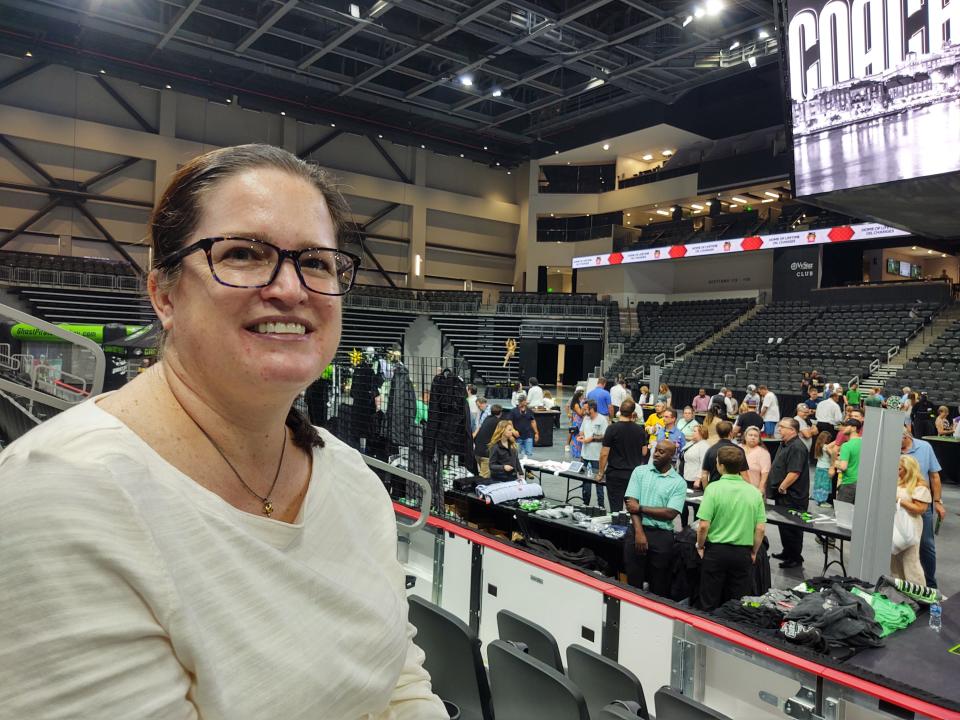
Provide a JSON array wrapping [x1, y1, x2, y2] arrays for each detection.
[[473, 404, 503, 478], [700, 421, 747, 488], [597, 399, 648, 512], [509, 396, 539, 457], [768, 417, 810, 569], [732, 400, 764, 438]]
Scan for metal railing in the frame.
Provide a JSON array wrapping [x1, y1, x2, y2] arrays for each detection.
[[886, 345, 900, 362], [0, 265, 143, 293], [654, 353, 667, 366], [673, 343, 686, 360]]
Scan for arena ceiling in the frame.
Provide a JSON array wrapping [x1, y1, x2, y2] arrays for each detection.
[[0, 0, 782, 164]]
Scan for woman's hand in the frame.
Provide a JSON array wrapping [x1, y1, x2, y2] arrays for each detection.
[[504, 465, 513, 472]]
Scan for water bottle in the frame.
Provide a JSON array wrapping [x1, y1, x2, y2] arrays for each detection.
[[929, 602, 942, 633]]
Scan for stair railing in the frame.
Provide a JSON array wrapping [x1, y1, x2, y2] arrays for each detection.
[[887, 345, 900, 362], [673, 343, 686, 360]]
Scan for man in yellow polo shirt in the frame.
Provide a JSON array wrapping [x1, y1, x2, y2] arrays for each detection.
[[623, 440, 687, 597], [696, 446, 766, 611]]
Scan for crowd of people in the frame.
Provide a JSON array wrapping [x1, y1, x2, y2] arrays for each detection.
[[496, 374, 949, 609]]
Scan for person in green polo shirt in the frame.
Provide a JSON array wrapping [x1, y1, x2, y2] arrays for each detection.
[[836, 418, 862, 503], [845, 381, 862, 409], [696, 446, 766, 611], [623, 440, 687, 597]]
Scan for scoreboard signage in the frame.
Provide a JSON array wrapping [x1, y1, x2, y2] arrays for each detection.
[[571, 222, 909, 269], [787, 0, 960, 196]]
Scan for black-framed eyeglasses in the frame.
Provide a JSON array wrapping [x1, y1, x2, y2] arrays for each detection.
[[157, 237, 360, 296]]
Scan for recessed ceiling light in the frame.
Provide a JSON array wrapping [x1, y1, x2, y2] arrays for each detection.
[[483, 145, 488, 150], [550, 213, 554, 217], [642, 153, 653, 161], [378, 134, 383, 139], [460, 75, 473, 87], [496, 162, 500, 166], [165, 83, 172, 89], [280, 111, 285, 115], [492, 88, 502, 97], [99, 68, 106, 74], [421, 144, 426, 149], [507, 170, 511, 175], [24, 50, 32, 57], [764, 191, 779, 198], [459, 153, 464, 157], [602, 143, 610, 150], [330, 123, 336, 127], [226, 98, 232, 103], [662, 149, 673, 156]]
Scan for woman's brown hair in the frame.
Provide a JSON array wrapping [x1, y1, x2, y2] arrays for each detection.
[[150, 144, 352, 451]]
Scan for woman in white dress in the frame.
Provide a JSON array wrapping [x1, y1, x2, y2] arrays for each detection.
[[891, 455, 932, 586]]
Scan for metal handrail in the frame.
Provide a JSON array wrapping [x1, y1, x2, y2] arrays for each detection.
[[362, 455, 433, 536], [886, 345, 900, 362], [654, 352, 667, 366], [869, 358, 881, 373], [673, 343, 686, 360]]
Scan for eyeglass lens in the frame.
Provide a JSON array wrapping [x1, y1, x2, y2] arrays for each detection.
[[209, 238, 354, 294]]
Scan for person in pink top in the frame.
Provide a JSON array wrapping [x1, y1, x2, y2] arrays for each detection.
[[692, 388, 711, 412], [741, 427, 772, 496]]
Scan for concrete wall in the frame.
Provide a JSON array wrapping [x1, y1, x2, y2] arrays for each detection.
[[0, 57, 521, 288]]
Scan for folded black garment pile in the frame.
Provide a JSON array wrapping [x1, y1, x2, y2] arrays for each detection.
[[714, 601, 785, 630]]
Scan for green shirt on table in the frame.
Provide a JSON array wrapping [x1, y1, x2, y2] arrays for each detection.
[[846, 389, 862, 406], [697, 474, 765, 546], [839, 436, 861, 485], [625, 464, 686, 530]]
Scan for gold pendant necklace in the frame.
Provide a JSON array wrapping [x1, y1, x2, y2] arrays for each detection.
[[177, 399, 287, 516]]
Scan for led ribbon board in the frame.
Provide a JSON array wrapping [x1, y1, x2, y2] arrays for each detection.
[[787, 0, 960, 196], [571, 222, 909, 269]]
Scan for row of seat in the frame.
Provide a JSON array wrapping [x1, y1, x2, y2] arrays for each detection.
[[0, 250, 138, 277], [409, 597, 727, 720]]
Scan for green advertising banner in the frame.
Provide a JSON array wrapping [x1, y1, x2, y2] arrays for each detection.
[[8, 323, 147, 344]]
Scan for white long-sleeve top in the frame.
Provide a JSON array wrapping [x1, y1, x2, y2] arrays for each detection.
[[815, 397, 843, 426], [0, 399, 446, 720]]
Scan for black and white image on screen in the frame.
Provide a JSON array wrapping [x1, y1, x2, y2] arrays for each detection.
[[787, 0, 960, 196]]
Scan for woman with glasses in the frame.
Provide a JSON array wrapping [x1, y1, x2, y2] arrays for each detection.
[[0, 145, 446, 718]]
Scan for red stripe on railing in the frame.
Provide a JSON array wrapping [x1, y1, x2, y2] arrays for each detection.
[[395, 502, 960, 720], [53, 379, 89, 396]]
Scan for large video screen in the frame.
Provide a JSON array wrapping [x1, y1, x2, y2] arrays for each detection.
[[786, 0, 960, 196]]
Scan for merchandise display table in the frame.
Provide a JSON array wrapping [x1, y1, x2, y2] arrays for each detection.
[[686, 490, 851, 576]]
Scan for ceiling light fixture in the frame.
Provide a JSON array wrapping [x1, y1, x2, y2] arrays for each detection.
[[24, 50, 32, 57], [942, 253, 947, 258], [99, 68, 106, 74], [694, 6, 706, 18], [729, 41, 740, 50], [626, 213, 631, 216], [642, 153, 653, 161], [554, 150, 560, 154], [492, 88, 502, 97], [460, 153, 464, 157], [928, 249, 934, 254], [369, 0, 389, 17], [662, 149, 673, 156], [758, 29, 770, 39], [349, 3, 361, 18], [912, 246, 918, 250], [602, 143, 610, 150], [656, 209, 671, 216], [747, 56, 757, 67], [705, 0, 724, 15], [460, 75, 473, 87], [764, 191, 779, 198], [683, 15, 694, 26], [378, 133, 383, 138], [691, 203, 704, 210], [226, 98, 232, 103], [330, 122, 336, 127], [507, 170, 511, 175], [421, 144, 426, 149], [732, 196, 747, 203], [586, 77, 605, 90], [761, 197, 775, 203], [483, 145, 488, 150], [280, 111, 285, 115], [165, 83, 172, 89], [495, 162, 500, 166]]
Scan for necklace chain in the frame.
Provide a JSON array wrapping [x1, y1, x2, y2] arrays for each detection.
[[178, 401, 287, 517]]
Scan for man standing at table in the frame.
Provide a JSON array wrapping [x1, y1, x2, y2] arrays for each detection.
[[692, 388, 711, 413], [697, 446, 767, 611], [597, 399, 648, 512], [577, 400, 608, 508], [768, 418, 810, 569], [902, 430, 946, 588], [624, 440, 686, 597]]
